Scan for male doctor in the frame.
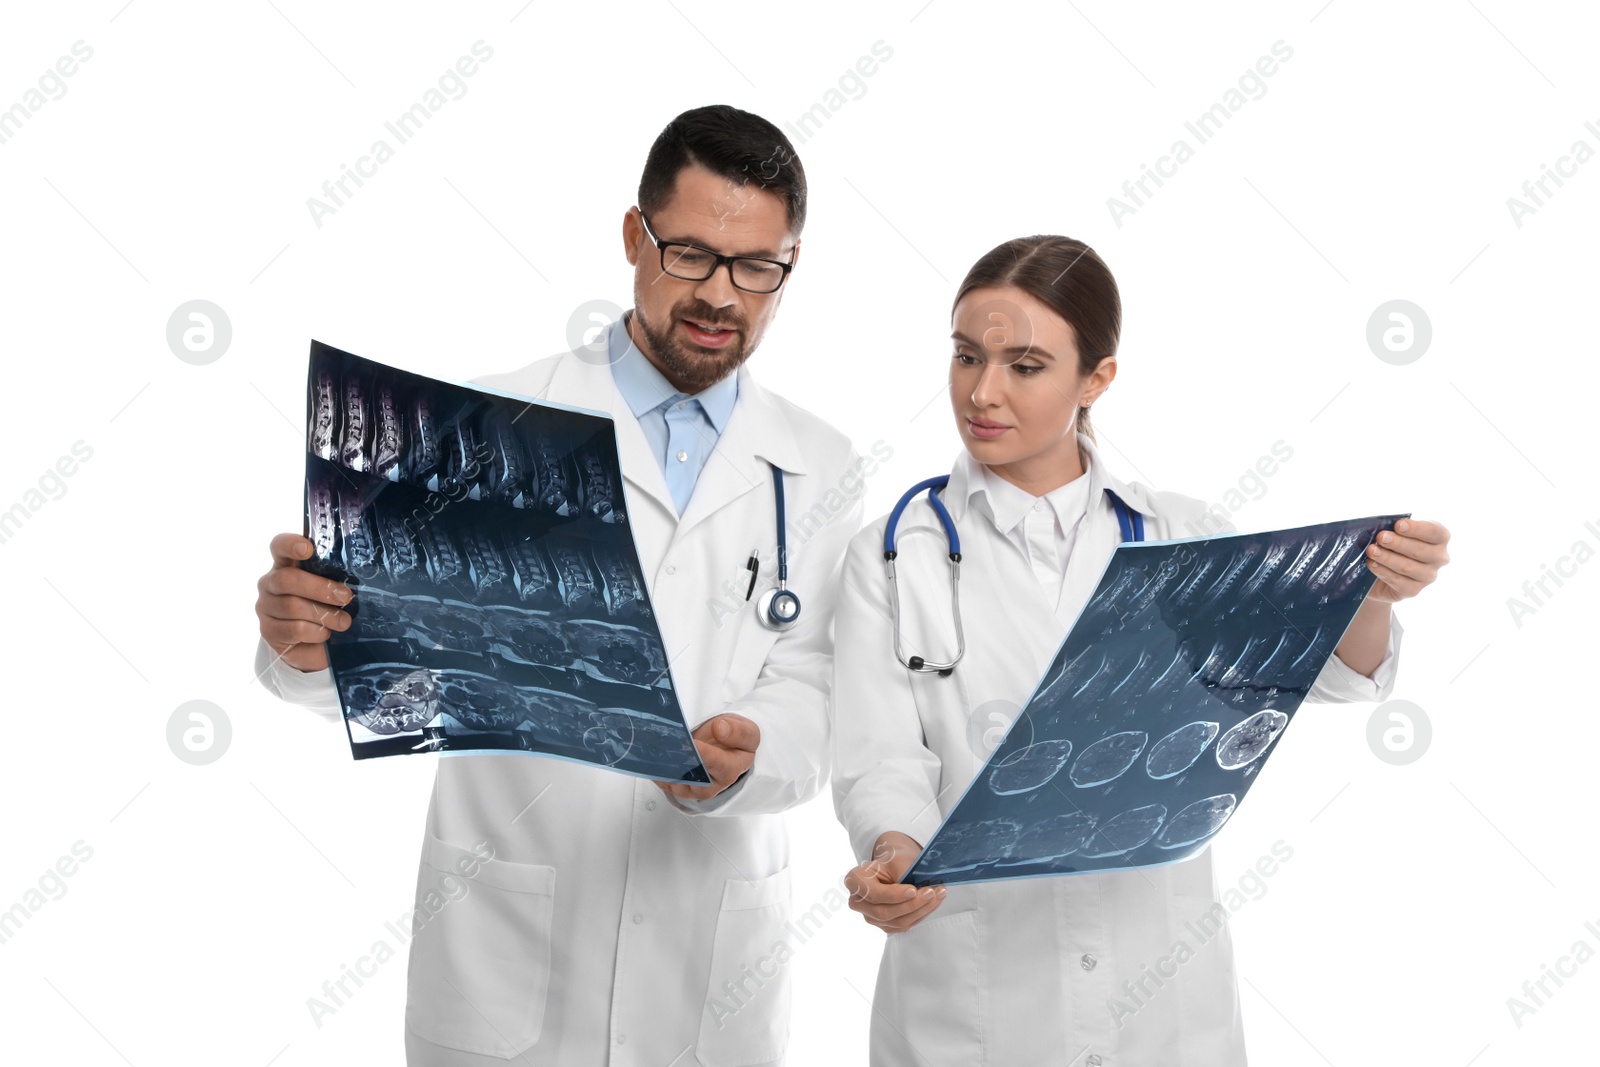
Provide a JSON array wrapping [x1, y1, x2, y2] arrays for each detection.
[[253, 105, 864, 1066]]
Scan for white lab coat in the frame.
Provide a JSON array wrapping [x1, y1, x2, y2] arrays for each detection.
[[256, 319, 864, 1066], [832, 435, 1402, 1067]]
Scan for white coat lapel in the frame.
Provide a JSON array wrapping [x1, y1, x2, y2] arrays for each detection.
[[671, 366, 810, 542], [937, 452, 1067, 672], [972, 518, 1068, 670], [1079, 432, 1161, 524], [1052, 433, 1149, 624]]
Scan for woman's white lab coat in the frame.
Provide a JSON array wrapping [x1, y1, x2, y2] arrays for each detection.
[[831, 435, 1402, 1066], [257, 318, 867, 1066]]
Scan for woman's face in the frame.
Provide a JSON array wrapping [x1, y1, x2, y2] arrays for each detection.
[[948, 285, 1115, 481]]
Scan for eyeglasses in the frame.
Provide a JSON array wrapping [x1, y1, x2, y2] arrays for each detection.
[[637, 210, 795, 294]]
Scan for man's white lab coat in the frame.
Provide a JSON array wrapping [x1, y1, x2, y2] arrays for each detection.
[[257, 319, 864, 1065]]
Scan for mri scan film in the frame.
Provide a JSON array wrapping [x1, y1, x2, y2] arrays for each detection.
[[904, 512, 1408, 886], [298, 341, 710, 784]]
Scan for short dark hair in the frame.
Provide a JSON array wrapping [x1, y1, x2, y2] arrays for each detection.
[[637, 105, 807, 236]]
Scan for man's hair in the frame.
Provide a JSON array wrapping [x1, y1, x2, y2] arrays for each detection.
[[638, 105, 807, 236]]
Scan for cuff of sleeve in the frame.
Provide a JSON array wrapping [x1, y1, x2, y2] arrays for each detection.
[[1322, 610, 1403, 702], [662, 768, 750, 815], [903, 806, 946, 862], [851, 799, 946, 867], [254, 636, 343, 718]]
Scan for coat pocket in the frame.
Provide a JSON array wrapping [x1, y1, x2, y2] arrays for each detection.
[[1159, 883, 1248, 1058], [719, 606, 782, 708], [404, 834, 557, 1058], [873, 908, 987, 1065], [696, 865, 793, 1066]]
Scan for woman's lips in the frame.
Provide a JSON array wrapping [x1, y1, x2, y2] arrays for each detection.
[[681, 318, 736, 348], [966, 417, 1010, 440]]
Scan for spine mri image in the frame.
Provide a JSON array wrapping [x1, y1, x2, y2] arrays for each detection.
[[903, 510, 1407, 886], [299, 340, 709, 784]]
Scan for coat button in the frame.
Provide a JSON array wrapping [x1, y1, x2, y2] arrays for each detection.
[[615, 1031, 626, 1045], [665, 564, 677, 575], [646, 800, 656, 811], [633, 912, 643, 924], [1081, 952, 1097, 971], [1086, 1056, 1101, 1066]]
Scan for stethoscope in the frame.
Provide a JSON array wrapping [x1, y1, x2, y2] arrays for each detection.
[[745, 463, 803, 631], [883, 475, 1147, 675]]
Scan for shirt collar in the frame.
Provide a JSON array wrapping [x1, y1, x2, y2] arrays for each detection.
[[966, 445, 1094, 537], [943, 432, 1161, 535], [608, 309, 739, 432]]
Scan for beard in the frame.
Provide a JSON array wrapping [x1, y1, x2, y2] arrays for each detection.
[[629, 301, 750, 393]]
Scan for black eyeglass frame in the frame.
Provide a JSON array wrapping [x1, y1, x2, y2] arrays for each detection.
[[636, 209, 797, 294]]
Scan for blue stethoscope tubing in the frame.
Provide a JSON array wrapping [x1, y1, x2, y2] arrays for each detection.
[[883, 474, 1146, 674], [756, 463, 803, 630]]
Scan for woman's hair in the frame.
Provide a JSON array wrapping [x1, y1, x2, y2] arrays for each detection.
[[950, 236, 1121, 442]]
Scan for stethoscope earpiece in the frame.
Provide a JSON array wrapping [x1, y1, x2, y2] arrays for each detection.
[[883, 478, 1147, 676]]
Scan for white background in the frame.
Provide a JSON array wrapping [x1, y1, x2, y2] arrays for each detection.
[[1, 1, 1596, 1064]]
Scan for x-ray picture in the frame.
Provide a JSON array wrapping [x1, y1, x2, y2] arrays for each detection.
[[903, 512, 1409, 887], [298, 340, 710, 784]]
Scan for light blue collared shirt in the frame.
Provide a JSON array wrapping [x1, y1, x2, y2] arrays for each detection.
[[607, 310, 739, 515]]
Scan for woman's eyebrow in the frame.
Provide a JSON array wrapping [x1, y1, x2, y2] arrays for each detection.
[[950, 330, 1056, 361]]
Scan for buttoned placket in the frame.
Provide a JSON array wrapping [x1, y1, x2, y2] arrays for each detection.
[[1019, 501, 1064, 603], [610, 785, 663, 1060], [661, 397, 706, 513], [1058, 878, 1113, 1067], [1014, 494, 1090, 613]]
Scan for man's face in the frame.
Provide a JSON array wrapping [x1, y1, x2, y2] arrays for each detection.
[[622, 162, 799, 393]]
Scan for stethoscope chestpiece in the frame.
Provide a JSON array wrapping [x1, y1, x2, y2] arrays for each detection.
[[757, 586, 802, 631]]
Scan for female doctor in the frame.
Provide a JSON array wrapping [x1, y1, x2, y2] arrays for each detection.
[[830, 235, 1451, 1065]]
